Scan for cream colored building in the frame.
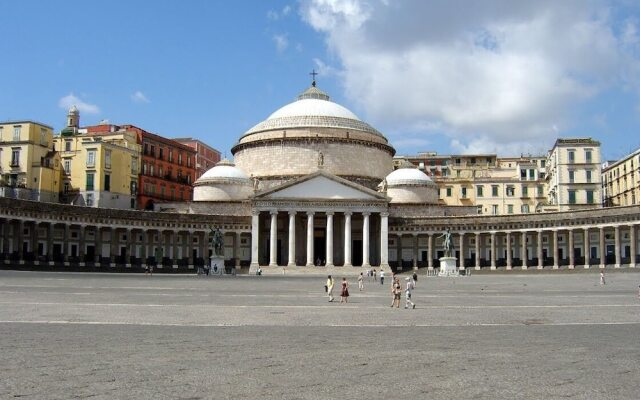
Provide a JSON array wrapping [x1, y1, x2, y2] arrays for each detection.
[[53, 107, 141, 209], [0, 120, 61, 202], [546, 138, 602, 211], [602, 147, 640, 207]]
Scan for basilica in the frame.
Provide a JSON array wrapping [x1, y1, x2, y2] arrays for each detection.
[[1, 82, 639, 273]]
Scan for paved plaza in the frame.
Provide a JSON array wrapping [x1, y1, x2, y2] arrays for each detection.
[[0, 270, 639, 399]]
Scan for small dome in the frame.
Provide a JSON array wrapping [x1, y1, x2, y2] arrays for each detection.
[[198, 159, 250, 181], [68, 105, 79, 114], [385, 166, 435, 187]]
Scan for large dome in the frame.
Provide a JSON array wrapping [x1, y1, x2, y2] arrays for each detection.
[[231, 83, 395, 190]]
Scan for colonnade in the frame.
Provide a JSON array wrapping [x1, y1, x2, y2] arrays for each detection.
[[391, 223, 638, 270], [251, 209, 389, 268]]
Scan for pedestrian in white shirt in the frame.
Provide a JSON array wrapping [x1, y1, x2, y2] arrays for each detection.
[[405, 277, 415, 309]]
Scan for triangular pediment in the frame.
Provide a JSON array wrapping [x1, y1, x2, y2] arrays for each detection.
[[255, 171, 387, 201]]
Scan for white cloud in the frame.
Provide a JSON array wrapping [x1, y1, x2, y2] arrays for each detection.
[[267, 5, 293, 21], [273, 33, 289, 52], [58, 93, 100, 114], [131, 90, 150, 104], [301, 0, 640, 154]]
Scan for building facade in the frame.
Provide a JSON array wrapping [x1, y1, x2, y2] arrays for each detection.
[[602, 147, 640, 207], [0, 120, 61, 202], [546, 138, 602, 211], [173, 137, 221, 179], [1, 83, 637, 273]]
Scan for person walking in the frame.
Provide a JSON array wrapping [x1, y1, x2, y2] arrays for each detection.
[[380, 270, 385, 285], [405, 277, 416, 309], [390, 277, 402, 308], [600, 270, 606, 285], [327, 275, 335, 302], [412, 271, 418, 287], [358, 272, 364, 291], [373, 269, 377, 282], [340, 277, 350, 304]]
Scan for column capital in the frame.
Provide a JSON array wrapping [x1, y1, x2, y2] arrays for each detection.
[[306, 211, 315, 217], [252, 210, 261, 216], [380, 212, 389, 218], [343, 211, 353, 216], [270, 210, 279, 215], [459, 231, 465, 237], [362, 211, 371, 216], [325, 211, 335, 216], [288, 210, 297, 216]]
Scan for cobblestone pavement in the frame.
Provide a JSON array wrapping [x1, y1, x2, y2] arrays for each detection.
[[1, 270, 639, 399]]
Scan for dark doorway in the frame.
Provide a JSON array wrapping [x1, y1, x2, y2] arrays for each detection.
[[86, 245, 95, 260], [314, 237, 326, 265], [353, 240, 363, 266], [120, 247, 127, 258], [277, 239, 283, 265]]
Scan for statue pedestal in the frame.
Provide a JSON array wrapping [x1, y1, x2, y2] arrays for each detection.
[[210, 255, 226, 275], [438, 257, 458, 277]]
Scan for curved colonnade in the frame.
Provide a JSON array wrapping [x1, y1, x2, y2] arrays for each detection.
[[1, 197, 639, 272]]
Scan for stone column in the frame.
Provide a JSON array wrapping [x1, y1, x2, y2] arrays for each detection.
[[459, 232, 465, 270], [187, 231, 194, 266], [410, 233, 418, 270], [234, 232, 241, 268], [287, 211, 296, 267], [599, 226, 606, 269], [96, 226, 103, 263], [326, 212, 334, 267], [306, 211, 315, 267], [568, 229, 575, 269], [614, 225, 621, 268], [344, 212, 352, 267], [201, 230, 209, 262], [79, 225, 86, 262], [109, 227, 118, 264], [250, 211, 260, 270], [427, 233, 434, 270], [47, 223, 54, 262], [269, 210, 278, 266], [537, 230, 543, 269], [630, 225, 636, 268], [583, 227, 590, 269], [521, 231, 527, 270], [380, 212, 389, 269], [475, 232, 481, 270], [17, 220, 24, 260], [397, 233, 403, 271], [506, 231, 512, 270], [362, 212, 370, 268], [490, 232, 497, 270], [552, 230, 559, 269]]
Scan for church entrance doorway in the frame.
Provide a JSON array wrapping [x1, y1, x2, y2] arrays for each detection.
[[314, 228, 326, 265], [353, 240, 363, 266]]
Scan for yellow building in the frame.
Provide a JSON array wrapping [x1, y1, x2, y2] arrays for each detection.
[[0, 120, 61, 202], [53, 107, 141, 209], [602, 147, 640, 207]]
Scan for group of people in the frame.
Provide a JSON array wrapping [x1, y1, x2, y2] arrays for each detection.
[[325, 271, 419, 309]]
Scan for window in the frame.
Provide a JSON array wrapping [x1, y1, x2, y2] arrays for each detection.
[[507, 204, 514, 214], [159, 148, 164, 160], [520, 169, 527, 179], [150, 145, 155, 157], [150, 165, 155, 176], [86, 150, 96, 167], [568, 150, 575, 163], [65, 141, 71, 152], [105, 150, 111, 169], [187, 156, 191, 167], [492, 185, 499, 197], [506, 186, 515, 196], [521, 204, 530, 213], [477, 205, 483, 214], [585, 149, 592, 163], [178, 153, 183, 165], [446, 187, 452, 197], [13, 126, 21, 141], [492, 205, 498, 215], [586, 190, 594, 204], [63, 182, 70, 193], [522, 186, 529, 197], [159, 166, 163, 177], [586, 170, 592, 183], [537, 185, 544, 197], [86, 193, 94, 207], [104, 174, 111, 191], [169, 150, 173, 162], [131, 181, 137, 195], [568, 170, 575, 183], [461, 187, 467, 198], [476, 185, 484, 197], [63, 159, 71, 174], [529, 169, 535, 179], [40, 128, 47, 145], [142, 163, 148, 175], [540, 160, 546, 168], [11, 149, 20, 166], [568, 190, 576, 204], [86, 173, 95, 191], [131, 157, 138, 174]]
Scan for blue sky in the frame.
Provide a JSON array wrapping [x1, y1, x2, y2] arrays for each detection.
[[2, 1, 640, 161]]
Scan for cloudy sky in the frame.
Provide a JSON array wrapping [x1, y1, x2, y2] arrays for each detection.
[[1, 0, 640, 160]]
